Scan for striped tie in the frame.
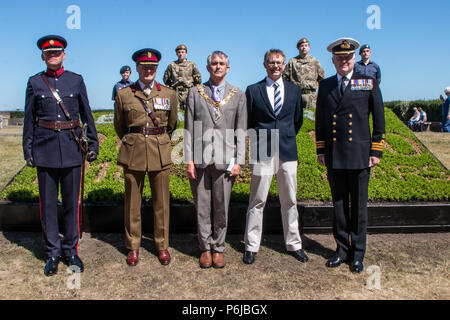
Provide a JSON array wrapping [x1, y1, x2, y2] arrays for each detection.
[[273, 83, 282, 116]]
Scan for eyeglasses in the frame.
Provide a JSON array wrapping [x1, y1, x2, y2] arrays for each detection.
[[266, 61, 285, 67]]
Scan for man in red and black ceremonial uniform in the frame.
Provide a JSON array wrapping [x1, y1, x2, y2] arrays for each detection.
[[23, 35, 99, 276], [315, 38, 385, 273]]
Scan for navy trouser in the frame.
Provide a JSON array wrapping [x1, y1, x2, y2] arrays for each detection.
[[327, 168, 370, 262], [37, 166, 81, 258]]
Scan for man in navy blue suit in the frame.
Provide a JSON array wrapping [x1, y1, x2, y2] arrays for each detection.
[[243, 49, 308, 265], [23, 35, 99, 276]]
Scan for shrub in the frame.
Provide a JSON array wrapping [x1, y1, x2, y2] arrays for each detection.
[[1, 108, 449, 202]]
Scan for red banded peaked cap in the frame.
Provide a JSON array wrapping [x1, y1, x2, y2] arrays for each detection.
[[37, 35, 67, 51], [132, 48, 161, 65]]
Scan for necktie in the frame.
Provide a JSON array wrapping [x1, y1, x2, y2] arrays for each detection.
[[212, 86, 220, 102], [340, 77, 348, 95], [143, 85, 151, 97], [273, 83, 282, 116]]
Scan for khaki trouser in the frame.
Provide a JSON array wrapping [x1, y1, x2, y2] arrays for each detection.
[[244, 158, 302, 253], [124, 167, 170, 251]]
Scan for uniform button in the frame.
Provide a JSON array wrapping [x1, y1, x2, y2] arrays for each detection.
[[333, 138, 337, 142], [333, 130, 336, 134], [349, 137, 353, 142], [333, 114, 337, 118], [349, 130, 352, 134], [349, 114, 353, 118], [58, 115, 61, 118], [333, 122, 336, 126], [56, 89, 59, 92], [349, 122, 353, 126]]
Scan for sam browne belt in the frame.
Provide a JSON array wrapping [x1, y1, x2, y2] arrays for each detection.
[[38, 119, 80, 131], [127, 126, 166, 135]]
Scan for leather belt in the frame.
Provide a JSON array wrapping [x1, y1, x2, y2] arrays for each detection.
[[38, 119, 80, 131], [302, 88, 316, 94], [127, 126, 166, 135]]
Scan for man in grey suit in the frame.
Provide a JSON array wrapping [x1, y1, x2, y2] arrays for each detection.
[[184, 51, 247, 268]]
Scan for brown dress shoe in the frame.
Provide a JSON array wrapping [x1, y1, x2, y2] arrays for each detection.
[[127, 250, 139, 266], [199, 251, 212, 268], [212, 252, 225, 269], [158, 249, 171, 265]]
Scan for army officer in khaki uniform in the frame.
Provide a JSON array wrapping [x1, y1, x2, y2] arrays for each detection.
[[114, 48, 178, 266]]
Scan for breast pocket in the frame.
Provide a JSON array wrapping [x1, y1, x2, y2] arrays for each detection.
[[37, 95, 57, 114], [124, 104, 141, 123]]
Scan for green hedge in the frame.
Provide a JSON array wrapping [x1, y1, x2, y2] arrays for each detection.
[[1, 108, 449, 202], [385, 99, 443, 122]]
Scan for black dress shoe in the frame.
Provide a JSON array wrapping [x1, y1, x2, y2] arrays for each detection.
[[64, 255, 84, 272], [294, 249, 309, 263], [44, 257, 60, 276], [350, 260, 364, 273], [243, 251, 256, 264], [326, 255, 345, 268]]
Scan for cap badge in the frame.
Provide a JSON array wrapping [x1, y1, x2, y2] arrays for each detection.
[[341, 41, 350, 49], [49, 40, 54, 45], [148, 52, 152, 58]]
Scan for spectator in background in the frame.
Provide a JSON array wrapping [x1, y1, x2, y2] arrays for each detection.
[[439, 87, 450, 132], [408, 107, 420, 130], [416, 107, 427, 131], [0, 115, 3, 129], [112, 66, 132, 100]]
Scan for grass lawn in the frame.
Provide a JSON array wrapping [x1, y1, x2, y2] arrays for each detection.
[[414, 131, 450, 169], [0, 127, 24, 191], [0, 231, 448, 300]]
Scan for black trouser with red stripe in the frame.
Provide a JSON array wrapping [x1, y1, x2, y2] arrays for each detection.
[[327, 168, 370, 262], [37, 166, 81, 258]]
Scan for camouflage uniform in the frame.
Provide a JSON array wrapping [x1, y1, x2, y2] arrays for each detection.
[[163, 59, 202, 107], [283, 55, 325, 109]]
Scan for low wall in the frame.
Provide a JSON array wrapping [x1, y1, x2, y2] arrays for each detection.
[[0, 201, 448, 234]]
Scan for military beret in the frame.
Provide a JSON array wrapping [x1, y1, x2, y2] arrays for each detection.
[[175, 44, 187, 52], [445, 87, 450, 94], [37, 35, 67, 52], [359, 44, 371, 54], [296, 38, 309, 48], [120, 65, 131, 73], [327, 37, 360, 55], [132, 48, 161, 65]]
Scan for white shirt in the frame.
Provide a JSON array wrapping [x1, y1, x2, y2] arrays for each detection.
[[337, 70, 353, 90], [265, 76, 284, 110]]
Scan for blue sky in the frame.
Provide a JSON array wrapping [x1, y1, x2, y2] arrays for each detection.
[[0, 0, 449, 110]]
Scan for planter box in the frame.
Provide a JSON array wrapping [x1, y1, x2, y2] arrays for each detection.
[[0, 201, 448, 234]]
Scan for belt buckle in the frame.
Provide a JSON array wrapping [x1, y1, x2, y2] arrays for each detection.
[[55, 122, 61, 132]]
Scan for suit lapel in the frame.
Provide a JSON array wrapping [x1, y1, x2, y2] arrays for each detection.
[[329, 75, 341, 106], [258, 79, 276, 117]]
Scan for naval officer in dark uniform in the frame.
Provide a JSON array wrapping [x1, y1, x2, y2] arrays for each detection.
[[23, 35, 99, 276], [315, 38, 385, 273]]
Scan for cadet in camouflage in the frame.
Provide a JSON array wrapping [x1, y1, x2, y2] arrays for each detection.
[[163, 44, 202, 109], [283, 38, 325, 109]]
